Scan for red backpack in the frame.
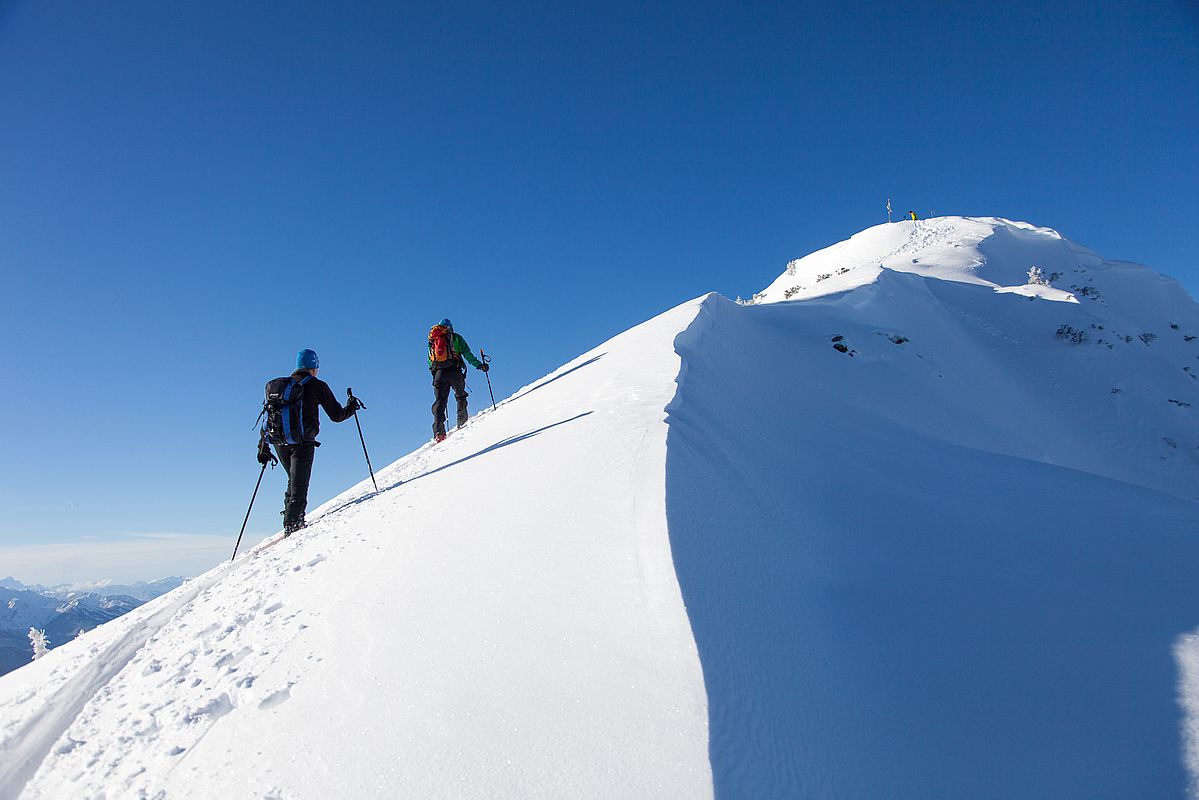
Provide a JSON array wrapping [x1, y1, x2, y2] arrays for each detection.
[[429, 325, 457, 366]]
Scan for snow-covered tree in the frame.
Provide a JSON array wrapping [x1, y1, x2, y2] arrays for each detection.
[[1027, 266, 1049, 286], [785, 259, 799, 276], [29, 627, 49, 660]]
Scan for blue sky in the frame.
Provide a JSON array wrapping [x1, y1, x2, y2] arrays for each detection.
[[1, 0, 1196, 583]]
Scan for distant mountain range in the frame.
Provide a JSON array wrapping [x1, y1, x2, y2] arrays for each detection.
[[0, 576, 183, 677]]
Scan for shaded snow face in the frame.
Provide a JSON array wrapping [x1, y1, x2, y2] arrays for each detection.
[[666, 292, 1199, 797]]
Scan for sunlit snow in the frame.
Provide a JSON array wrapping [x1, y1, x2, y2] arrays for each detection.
[[2, 217, 1197, 799]]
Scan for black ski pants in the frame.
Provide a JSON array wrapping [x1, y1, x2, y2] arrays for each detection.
[[273, 441, 315, 528], [431, 366, 468, 436]]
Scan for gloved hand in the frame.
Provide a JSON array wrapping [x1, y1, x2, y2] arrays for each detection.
[[478, 362, 490, 373], [348, 396, 365, 411], [257, 446, 276, 466]]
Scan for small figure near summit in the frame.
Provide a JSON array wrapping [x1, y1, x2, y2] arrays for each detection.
[[428, 319, 488, 442], [258, 349, 363, 536]]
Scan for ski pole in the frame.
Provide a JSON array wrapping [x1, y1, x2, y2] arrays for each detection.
[[231, 462, 268, 561], [480, 349, 496, 411], [347, 388, 379, 493]]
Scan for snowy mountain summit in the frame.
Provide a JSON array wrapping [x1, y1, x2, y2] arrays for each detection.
[[3, 216, 1199, 799]]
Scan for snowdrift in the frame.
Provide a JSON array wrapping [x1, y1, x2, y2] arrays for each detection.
[[2, 217, 1198, 799]]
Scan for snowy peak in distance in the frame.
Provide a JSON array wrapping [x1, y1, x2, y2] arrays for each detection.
[[757, 216, 1190, 318], [745, 214, 1199, 502]]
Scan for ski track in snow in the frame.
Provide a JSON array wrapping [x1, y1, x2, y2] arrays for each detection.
[[0, 299, 712, 800], [0, 565, 231, 800]]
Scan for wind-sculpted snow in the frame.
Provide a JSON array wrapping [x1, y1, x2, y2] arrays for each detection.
[[2, 217, 1197, 798], [666, 284, 1199, 796]]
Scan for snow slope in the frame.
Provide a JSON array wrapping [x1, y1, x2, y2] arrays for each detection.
[[2, 216, 1198, 798], [0, 300, 711, 799]]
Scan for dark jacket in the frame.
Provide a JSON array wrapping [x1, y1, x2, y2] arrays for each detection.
[[262, 371, 354, 447]]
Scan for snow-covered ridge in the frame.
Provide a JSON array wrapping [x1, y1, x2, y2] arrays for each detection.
[[756, 216, 1186, 317], [2, 217, 1198, 798], [0, 299, 711, 800]]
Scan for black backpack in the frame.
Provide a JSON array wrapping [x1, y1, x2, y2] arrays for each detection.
[[262, 375, 315, 445]]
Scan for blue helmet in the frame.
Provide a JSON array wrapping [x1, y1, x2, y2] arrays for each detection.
[[438, 318, 453, 330], [296, 349, 319, 370]]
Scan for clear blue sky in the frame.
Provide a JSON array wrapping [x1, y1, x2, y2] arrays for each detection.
[[1, 0, 1196, 583]]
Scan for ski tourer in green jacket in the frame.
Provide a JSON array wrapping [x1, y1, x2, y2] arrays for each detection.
[[428, 319, 489, 441], [427, 323, 483, 372]]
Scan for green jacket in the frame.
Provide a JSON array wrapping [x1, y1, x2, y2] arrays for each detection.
[[429, 331, 483, 371]]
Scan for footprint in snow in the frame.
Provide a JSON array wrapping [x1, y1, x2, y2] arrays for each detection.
[[214, 646, 252, 671], [185, 693, 234, 724], [258, 683, 293, 710], [293, 554, 326, 571]]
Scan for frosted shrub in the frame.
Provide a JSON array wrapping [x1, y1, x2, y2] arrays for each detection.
[[785, 259, 799, 276], [29, 628, 49, 660], [1027, 266, 1049, 286], [1055, 324, 1088, 344], [735, 293, 766, 306], [783, 286, 805, 299], [1140, 332, 1157, 345]]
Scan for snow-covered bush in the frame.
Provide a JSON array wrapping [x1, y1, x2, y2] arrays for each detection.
[[815, 273, 831, 283], [1027, 266, 1049, 286], [29, 628, 49, 660], [1055, 325, 1088, 344], [830, 334, 855, 356], [1140, 332, 1157, 345], [785, 260, 799, 276], [783, 286, 805, 299]]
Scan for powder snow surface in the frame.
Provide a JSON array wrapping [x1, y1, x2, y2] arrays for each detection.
[[0, 301, 711, 799], [3, 217, 1199, 798]]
